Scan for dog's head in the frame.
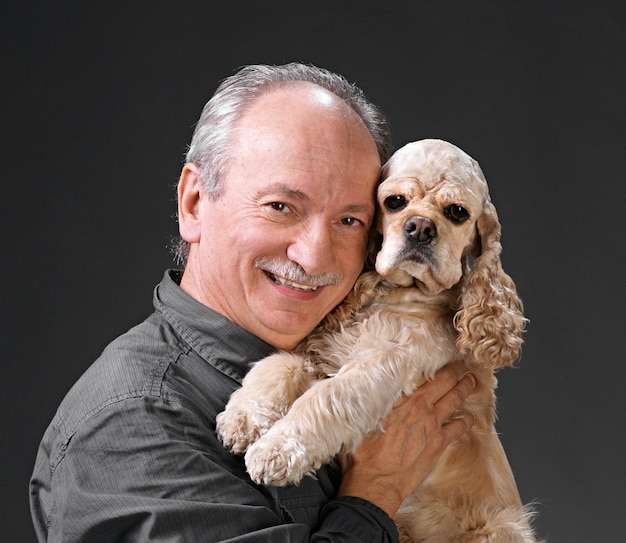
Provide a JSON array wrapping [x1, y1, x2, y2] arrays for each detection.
[[375, 139, 488, 293], [374, 139, 526, 368]]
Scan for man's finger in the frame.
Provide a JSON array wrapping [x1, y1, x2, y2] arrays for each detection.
[[442, 412, 475, 438], [435, 371, 477, 424]]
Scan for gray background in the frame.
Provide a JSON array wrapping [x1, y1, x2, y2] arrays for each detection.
[[3, 1, 625, 541]]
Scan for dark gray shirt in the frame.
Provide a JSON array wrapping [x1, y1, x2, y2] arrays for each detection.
[[30, 270, 399, 542]]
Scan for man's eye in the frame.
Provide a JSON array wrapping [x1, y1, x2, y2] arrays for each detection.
[[384, 195, 407, 212], [269, 202, 289, 212], [444, 204, 469, 224], [340, 217, 362, 227]]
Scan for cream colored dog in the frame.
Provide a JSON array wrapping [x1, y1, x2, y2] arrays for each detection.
[[217, 139, 538, 542]]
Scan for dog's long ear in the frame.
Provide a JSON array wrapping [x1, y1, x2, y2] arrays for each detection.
[[454, 198, 527, 369]]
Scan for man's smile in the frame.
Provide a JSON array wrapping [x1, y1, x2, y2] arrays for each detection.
[[267, 272, 319, 291]]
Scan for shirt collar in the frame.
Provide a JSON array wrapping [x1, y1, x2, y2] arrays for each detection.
[[153, 270, 276, 383]]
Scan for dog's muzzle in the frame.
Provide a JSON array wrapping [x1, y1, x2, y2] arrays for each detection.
[[404, 216, 437, 245]]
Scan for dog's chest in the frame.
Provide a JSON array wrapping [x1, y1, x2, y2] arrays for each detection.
[[309, 298, 459, 381]]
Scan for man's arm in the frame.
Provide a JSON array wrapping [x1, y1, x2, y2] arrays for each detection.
[[31, 391, 400, 542]]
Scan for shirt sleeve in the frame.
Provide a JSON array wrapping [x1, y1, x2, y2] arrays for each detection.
[[313, 497, 400, 542], [32, 393, 399, 543]]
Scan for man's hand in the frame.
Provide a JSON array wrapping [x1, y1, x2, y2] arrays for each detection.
[[337, 360, 476, 518]]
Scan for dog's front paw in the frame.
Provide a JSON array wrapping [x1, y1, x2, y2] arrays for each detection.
[[216, 400, 281, 454], [245, 431, 314, 486]]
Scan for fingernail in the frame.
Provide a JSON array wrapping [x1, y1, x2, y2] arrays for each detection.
[[464, 372, 477, 390]]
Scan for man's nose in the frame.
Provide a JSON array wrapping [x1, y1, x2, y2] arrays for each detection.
[[286, 222, 335, 277]]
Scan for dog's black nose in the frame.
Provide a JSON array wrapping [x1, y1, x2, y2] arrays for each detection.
[[404, 216, 437, 244]]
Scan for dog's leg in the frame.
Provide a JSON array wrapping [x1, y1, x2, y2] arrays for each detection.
[[244, 359, 409, 485], [244, 310, 457, 485], [216, 352, 319, 454]]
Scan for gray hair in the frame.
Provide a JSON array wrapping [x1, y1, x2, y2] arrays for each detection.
[[173, 62, 391, 265]]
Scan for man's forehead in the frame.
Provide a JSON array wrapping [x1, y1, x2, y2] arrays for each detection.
[[243, 90, 356, 140], [246, 82, 326, 108]]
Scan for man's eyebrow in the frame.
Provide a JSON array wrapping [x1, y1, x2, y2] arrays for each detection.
[[255, 183, 309, 200], [341, 203, 373, 215], [256, 183, 373, 215]]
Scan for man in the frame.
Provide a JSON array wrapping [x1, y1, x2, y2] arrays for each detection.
[[30, 63, 476, 542]]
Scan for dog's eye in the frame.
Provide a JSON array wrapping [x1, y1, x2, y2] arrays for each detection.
[[384, 195, 407, 212], [444, 205, 469, 224]]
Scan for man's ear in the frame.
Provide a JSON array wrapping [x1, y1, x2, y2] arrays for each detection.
[[177, 163, 202, 243]]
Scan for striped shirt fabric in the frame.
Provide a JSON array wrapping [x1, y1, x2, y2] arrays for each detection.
[[30, 270, 398, 542]]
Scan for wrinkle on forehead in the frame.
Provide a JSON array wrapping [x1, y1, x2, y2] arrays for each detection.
[[379, 171, 484, 202], [381, 141, 489, 204]]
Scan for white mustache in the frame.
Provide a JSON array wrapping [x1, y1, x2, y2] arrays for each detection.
[[254, 257, 342, 287]]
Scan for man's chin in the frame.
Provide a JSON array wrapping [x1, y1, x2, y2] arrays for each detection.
[[250, 308, 323, 349]]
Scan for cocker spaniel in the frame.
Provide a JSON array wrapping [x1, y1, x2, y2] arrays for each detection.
[[217, 139, 538, 542]]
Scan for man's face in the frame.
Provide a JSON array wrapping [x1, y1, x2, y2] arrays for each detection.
[[180, 85, 381, 350]]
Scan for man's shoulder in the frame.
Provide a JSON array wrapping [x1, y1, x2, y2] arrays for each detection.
[[51, 313, 184, 441]]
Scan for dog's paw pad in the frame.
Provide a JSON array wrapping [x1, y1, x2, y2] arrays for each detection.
[[245, 436, 312, 486], [216, 406, 269, 454]]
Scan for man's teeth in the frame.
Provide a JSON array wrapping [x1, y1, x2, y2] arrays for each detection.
[[271, 274, 318, 291]]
